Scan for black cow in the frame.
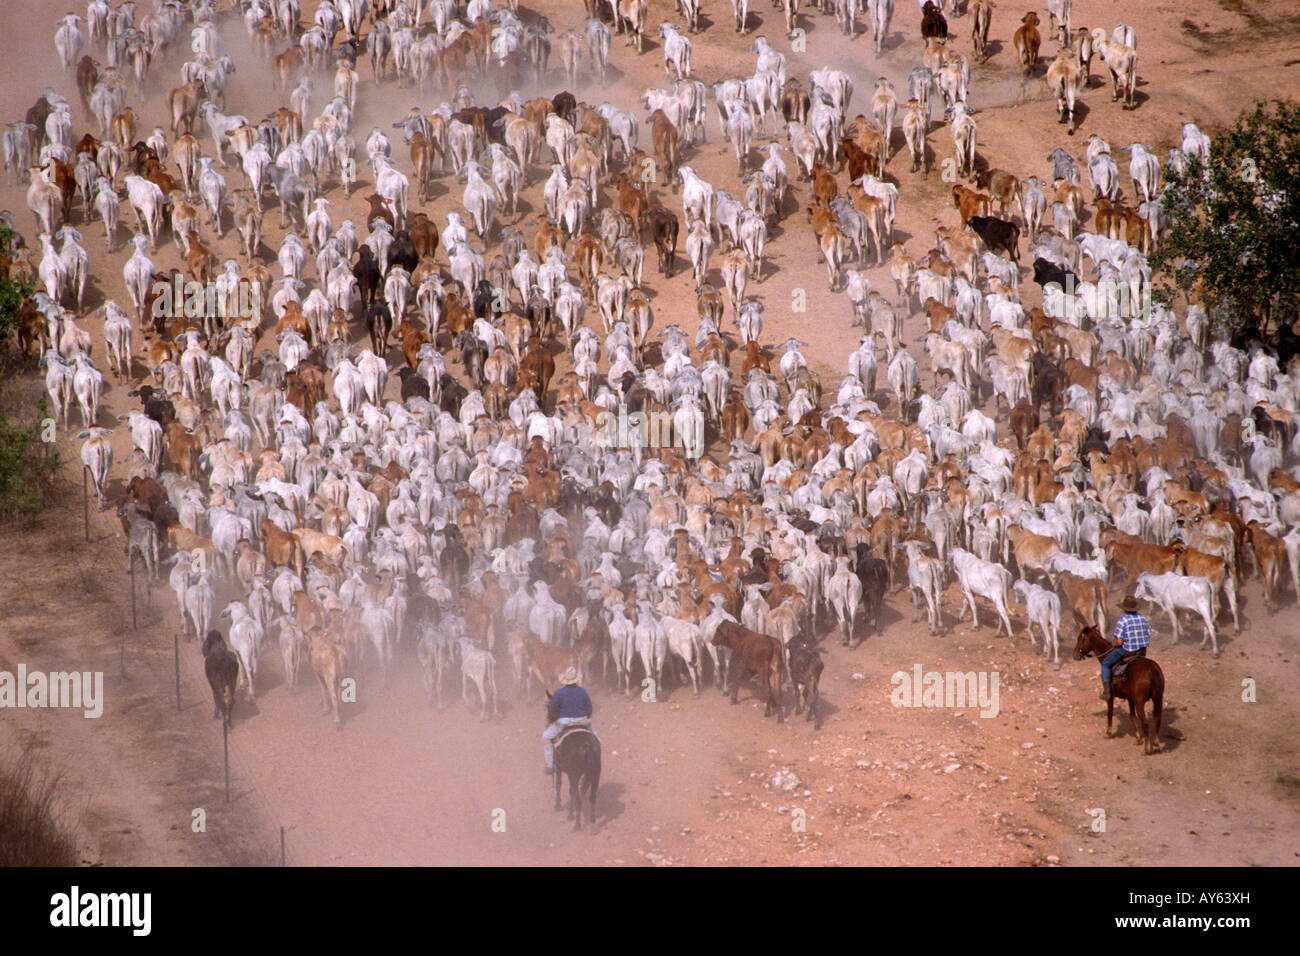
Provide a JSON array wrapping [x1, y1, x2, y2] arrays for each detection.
[[968, 215, 1021, 261], [585, 483, 622, 526], [741, 547, 772, 586], [353, 245, 382, 307], [1275, 323, 1300, 369], [787, 635, 823, 724], [438, 374, 467, 416], [1031, 352, 1068, 416], [365, 299, 393, 356], [202, 630, 240, 728], [129, 384, 175, 427], [396, 365, 429, 401], [1252, 403, 1293, 447], [1081, 424, 1110, 457], [551, 91, 578, 125], [389, 230, 418, 275], [1032, 256, 1077, 292], [25, 96, 53, 149], [439, 526, 470, 591], [472, 278, 496, 320], [336, 38, 362, 67], [853, 544, 889, 636], [649, 203, 679, 276], [921, 1, 948, 39], [483, 106, 511, 146]]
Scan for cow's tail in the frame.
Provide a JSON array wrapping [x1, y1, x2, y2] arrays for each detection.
[[771, 637, 786, 698]]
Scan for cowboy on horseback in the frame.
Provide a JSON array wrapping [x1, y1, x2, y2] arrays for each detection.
[[543, 668, 594, 775], [1101, 595, 1151, 699]]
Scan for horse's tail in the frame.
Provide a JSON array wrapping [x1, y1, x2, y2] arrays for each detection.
[[1152, 660, 1166, 696], [1149, 662, 1165, 732], [585, 735, 601, 824]]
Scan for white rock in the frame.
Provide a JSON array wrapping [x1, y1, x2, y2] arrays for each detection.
[[771, 770, 801, 791]]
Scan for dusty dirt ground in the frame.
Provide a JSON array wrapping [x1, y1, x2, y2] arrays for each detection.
[[2, 0, 1299, 866]]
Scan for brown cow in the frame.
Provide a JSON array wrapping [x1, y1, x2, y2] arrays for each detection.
[[272, 46, 303, 89], [977, 168, 1022, 217], [1167, 541, 1237, 633], [397, 320, 431, 369], [1007, 525, 1062, 582], [1057, 571, 1107, 635], [615, 170, 648, 235], [45, 158, 77, 222], [1010, 399, 1037, 450], [168, 526, 217, 569], [262, 518, 305, 578], [841, 138, 879, 181], [1101, 530, 1176, 587], [697, 284, 725, 326], [363, 193, 396, 231], [186, 231, 216, 284], [409, 212, 439, 259], [952, 184, 991, 223], [76, 56, 100, 111], [524, 634, 578, 696], [711, 621, 784, 721], [1247, 521, 1285, 612], [165, 422, 201, 479], [811, 162, 838, 206], [533, 214, 564, 260], [408, 132, 436, 202], [1014, 12, 1041, 76], [306, 621, 348, 726], [648, 109, 678, 186]]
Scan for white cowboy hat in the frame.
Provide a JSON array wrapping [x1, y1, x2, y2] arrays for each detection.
[[559, 667, 579, 686]]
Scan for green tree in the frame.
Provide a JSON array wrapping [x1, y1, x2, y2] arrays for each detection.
[[0, 226, 34, 356], [1150, 99, 1300, 335]]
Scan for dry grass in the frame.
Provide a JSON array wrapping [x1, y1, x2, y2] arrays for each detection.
[[0, 747, 80, 866]]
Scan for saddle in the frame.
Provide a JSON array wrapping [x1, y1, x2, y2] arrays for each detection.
[[556, 721, 596, 746], [1112, 648, 1147, 682]]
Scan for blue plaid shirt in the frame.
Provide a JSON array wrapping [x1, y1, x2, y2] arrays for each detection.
[[1114, 613, 1152, 651]]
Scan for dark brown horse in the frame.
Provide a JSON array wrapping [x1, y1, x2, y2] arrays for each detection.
[[545, 694, 601, 830], [1073, 625, 1165, 754]]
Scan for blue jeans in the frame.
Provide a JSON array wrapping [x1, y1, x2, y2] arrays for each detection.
[[1100, 646, 1127, 683], [543, 717, 592, 769]]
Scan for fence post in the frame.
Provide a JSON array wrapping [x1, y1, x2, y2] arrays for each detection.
[[129, 549, 137, 630], [223, 718, 230, 805], [174, 631, 181, 712]]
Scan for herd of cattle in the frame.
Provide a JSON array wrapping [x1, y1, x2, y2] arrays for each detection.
[[3, 0, 1297, 734]]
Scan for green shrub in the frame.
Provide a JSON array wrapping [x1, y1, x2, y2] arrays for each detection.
[[0, 226, 35, 361], [0, 397, 60, 525]]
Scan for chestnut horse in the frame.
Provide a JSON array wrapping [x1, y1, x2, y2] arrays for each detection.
[[1073, 625, 1165, 754]]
